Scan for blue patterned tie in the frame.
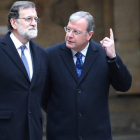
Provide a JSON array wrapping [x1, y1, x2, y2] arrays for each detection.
[[75, 52, 83, 77], [21, 45, 30, 79]]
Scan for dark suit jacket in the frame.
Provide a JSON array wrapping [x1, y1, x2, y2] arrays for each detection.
[[42, 40, 132, 140], [0, 32, 48, 140]]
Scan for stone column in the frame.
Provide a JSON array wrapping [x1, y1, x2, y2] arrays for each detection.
[[102, 0, 114, 37], [114, 0, 140, 94]]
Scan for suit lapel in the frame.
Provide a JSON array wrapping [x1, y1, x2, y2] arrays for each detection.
[[78, 41, 98, 85], [1, 32, 30, 81], [30, 41, 41, 88], [60, 43, 79, 83]]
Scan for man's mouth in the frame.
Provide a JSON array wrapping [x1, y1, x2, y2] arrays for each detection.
[[29, 28, 35, 30], [28, 26, 36, 31], [67, 40, 74, 43]]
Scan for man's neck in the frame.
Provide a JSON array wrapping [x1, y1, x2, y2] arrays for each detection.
[[12, 30, 29, 45]]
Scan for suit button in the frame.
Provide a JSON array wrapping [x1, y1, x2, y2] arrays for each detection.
[[116, 63, 120, 69], [29, 110, 32, 114], [78, 89, 81, 94], [79, 136, 82, 140], [29, 91, 31, 93], [79, 113, 82, 117]]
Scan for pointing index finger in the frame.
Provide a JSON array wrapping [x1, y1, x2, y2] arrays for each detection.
[[110, 28, 114, 40]]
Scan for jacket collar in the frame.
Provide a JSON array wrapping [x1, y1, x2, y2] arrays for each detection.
[[60, 40, 98, 84], [1, 32, 41, 88]]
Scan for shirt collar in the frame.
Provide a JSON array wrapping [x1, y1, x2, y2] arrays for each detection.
[[10, 33, 30, 50], [71, 42, 89, 57]]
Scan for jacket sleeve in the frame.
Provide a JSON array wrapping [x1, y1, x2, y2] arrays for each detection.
[[41, 50, 51, 112], [107, 53, 132, 92]]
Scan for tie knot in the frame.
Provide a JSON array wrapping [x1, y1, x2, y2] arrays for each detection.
[[21, 45, 26, 52], [75, 52, 82, 59]]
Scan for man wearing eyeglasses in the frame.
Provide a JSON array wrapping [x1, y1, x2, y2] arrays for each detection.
[[0, 1, 48, 140], [42, 11, 132, 140]]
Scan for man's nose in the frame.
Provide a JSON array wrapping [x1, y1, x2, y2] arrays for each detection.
[[67, 30, 74, 37], [30, 19, 37, 26]]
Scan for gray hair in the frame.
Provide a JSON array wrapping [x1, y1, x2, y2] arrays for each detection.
[[7, 1, 36, 32], [69, 11, 95, 32]]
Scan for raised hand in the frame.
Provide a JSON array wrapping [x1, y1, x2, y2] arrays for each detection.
[[100, 28, 116, 58]]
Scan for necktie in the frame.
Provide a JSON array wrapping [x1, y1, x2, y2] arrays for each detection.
[[75, 52, 83, 77], [20, 45, 30, 79]]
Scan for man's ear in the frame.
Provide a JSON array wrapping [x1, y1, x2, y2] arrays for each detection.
[[87, 31, 94, 40], [10, 18, 18, 30]]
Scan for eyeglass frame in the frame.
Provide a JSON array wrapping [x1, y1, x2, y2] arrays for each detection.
[[64, 26, 87, 35], [17, 17, 40, 23]]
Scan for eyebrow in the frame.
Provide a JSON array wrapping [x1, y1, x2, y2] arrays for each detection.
[[67, 27, 82, 31]]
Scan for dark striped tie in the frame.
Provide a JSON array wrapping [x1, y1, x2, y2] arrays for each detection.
[[75, 52, 83, 77]]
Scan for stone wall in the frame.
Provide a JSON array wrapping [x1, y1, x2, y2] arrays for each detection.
[[0, 0, 104, 47], [0, 0, 140, 139]]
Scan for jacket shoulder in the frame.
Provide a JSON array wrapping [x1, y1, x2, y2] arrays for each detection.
[[90, 40, 105, 53], [45, 41, 66, 52]]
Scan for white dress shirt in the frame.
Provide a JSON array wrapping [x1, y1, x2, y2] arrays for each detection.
[[10, 33, 33, 80], [71, 42, 89, 65]]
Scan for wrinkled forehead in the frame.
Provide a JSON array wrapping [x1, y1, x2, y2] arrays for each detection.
[[19, 8, 37, 17], [68, 18, 88, 30]]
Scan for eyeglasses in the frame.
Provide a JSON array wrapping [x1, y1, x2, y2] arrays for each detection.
[[17, 17, 40, 23], [64, 26, 84, 35]]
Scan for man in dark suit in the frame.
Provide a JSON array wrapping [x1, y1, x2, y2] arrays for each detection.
[[42, 11, 132, 140], [0, 1, 48, 140]]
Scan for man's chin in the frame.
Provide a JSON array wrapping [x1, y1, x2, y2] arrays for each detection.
[[66, 42, 75, 49], [27, 33, 38, 39], [66, 43, 72, 49]]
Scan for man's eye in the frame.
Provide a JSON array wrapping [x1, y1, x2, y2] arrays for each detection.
[[67, 28, 71, 32], [26, 18, 31, 21], [74, 30, 79, 35]]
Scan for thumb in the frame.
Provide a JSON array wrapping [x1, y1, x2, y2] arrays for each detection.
[[100, 40, 103, 44]]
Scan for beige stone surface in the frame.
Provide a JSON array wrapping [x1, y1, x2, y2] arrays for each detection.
[[0, 0, 139, 94], [114, 0, 140, 94], [0, 0, 139, 138]]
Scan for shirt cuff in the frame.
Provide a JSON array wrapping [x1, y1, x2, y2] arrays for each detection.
[[106, 56, 117, 63]]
